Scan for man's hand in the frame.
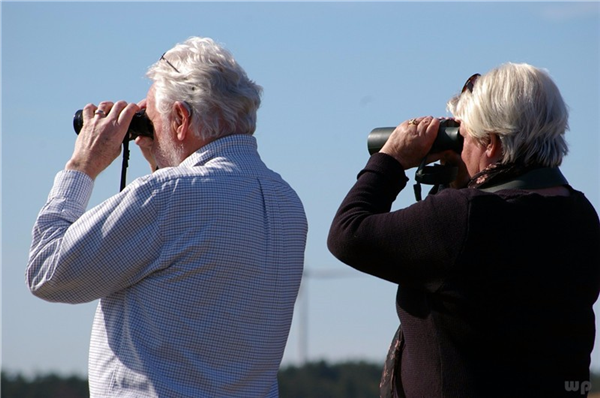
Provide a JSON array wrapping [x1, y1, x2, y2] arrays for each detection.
[[66, 101, 140, 180], [134, 135, 158, 172], [380, 116, 439, 169]]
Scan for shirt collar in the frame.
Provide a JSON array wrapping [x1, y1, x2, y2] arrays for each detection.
[[179, 134, 258, 168]]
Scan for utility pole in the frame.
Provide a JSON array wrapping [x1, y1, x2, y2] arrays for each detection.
[[296, 268, 361, 364]]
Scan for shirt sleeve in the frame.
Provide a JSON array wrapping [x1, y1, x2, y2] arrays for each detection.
[[26, 170, 163, 303], [327, 153, 469, 292]]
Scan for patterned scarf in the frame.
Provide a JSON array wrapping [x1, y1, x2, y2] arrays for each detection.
[[467, 162, 541, 189]]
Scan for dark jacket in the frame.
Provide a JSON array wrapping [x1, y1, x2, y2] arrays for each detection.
[[328, 153, 600, 397]]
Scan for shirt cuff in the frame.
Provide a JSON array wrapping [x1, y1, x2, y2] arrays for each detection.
[[48, 170, 94, 212]]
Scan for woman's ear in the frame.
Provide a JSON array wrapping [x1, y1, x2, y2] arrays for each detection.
[[486, 133, 503, 162]]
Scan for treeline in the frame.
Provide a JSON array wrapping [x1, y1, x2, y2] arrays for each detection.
[[3, 361, 380, 398], [3, 361, 600, 398], [1, 372, 89, 398], [278, 360, 381, 398]]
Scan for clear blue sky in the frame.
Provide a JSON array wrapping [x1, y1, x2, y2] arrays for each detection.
[[2, 1, 599, 376]]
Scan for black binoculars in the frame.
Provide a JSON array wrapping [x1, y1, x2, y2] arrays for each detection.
[[73, 109, 154, 141], [367, 119, 462, 155]]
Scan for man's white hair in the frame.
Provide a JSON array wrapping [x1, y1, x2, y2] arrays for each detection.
[[147, 37, 263, 140], [447, 63, 569, 167]]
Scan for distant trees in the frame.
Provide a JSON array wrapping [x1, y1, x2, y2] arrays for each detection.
[[3, 362, 600, 398], [1, 372, 89, 398], [2, 361, 381, 398], [278, 360, 382, 398]]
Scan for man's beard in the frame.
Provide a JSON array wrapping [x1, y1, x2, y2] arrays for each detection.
[[155, 125, 187, 168]]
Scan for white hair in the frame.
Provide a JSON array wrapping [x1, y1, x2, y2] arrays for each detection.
[[447, 63, 569, 167], [147, 37, 263, 140]]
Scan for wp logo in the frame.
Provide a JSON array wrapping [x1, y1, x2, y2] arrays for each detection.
[[565, 380, 592, 395]]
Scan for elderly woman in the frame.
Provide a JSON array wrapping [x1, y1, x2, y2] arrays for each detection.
[[328, 63, 600, 397]]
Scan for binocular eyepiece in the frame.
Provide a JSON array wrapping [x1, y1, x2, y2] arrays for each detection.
[[73, 109, 154, 142], [367, 119, 463, 155]]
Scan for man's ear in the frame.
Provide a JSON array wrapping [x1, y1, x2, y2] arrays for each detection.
[[171, 101, 192, 141], [486, 133, 502, 162]]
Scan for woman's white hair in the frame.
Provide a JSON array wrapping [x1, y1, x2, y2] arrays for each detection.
[[447, 63, 569, 167], [147, 37, 263, 140]]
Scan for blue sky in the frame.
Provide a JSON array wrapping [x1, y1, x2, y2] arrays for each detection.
[[2, 1, 599, 376]]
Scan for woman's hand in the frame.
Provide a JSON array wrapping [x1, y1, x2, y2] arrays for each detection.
[[380, 116, 440, 169], [439, 150, 470, 188]]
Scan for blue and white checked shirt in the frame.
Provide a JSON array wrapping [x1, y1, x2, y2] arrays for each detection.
[[27, 135, 308, 397]]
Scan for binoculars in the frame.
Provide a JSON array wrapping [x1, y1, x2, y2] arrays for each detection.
[[367, 119, 462, 155], [73, 109, 154, 141]]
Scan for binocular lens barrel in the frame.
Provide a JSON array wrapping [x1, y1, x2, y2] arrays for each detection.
[[367, 120, 463, 155]]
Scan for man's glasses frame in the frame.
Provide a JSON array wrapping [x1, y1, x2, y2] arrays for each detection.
[[160, 52, 180, 73]]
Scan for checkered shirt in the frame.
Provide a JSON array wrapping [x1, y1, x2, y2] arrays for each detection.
[[27, 135, 308, 397]]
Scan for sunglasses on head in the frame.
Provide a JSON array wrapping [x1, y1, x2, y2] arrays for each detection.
[[461, 73, 481, 94]]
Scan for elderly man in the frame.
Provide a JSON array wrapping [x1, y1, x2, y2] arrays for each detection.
[[27, 37, 307, 397]]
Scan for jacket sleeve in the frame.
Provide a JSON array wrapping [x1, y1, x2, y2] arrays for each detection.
[[26, 170, 163, 303], [327, 153, 469, 292]]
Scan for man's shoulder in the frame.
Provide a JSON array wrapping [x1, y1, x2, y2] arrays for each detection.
[[128, 166, 217, 192], [126, 160, 288, 197]]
